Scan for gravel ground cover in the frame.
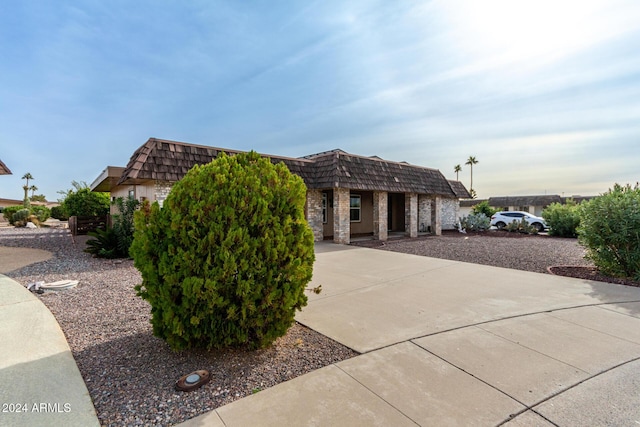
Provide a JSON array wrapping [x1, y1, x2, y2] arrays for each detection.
[[1, 228, 357, 426]]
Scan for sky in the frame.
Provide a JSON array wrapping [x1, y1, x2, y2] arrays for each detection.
[[1, 0, 639, 202]]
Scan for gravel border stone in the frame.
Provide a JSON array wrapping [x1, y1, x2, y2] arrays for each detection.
[[1, 228, 357, 426]]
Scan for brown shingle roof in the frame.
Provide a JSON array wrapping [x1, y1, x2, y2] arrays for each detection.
[[489, 195, 563, 207], [118, 139, 465, 198], [447, 180, 472, 199], [0, 159, 11, 175]]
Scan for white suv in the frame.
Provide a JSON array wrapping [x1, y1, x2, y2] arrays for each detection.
[[490, 211, 548, 232]]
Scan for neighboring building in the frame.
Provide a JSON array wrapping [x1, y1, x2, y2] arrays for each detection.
[[0, 159, 11, 175], [460, 194, 596, 218], [91, 138, 471, 244]]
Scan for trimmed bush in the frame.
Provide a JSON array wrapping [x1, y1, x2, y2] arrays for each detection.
[[542, 200, 580, 237], [130, 151, 315, 350], [62, 187, 110, 217], [50, 205, 68, 220], [578, 184, 640, 280], [459, 212, 490, 232]]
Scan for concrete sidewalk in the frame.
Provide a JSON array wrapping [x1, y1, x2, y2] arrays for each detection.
[[181, 243, 640, 426], [0, 247, 99, 427]]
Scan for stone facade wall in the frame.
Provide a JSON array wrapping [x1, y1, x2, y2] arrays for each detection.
[[441, 198, 460, 230], [154, 181, 174, 207], [373, 191, 388, 241], [306, 189, 324, 242], [418, 195, 432, 232], [404, 193, 418, 238], [333, 188, 350, 244]]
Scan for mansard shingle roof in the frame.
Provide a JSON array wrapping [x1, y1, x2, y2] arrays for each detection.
[[118, 139, 467, 198]]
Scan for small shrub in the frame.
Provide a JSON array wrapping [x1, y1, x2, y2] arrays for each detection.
[[542, 200, 580, 237], [85, 196, 140, 259], [578, 183, 640, 280], [85, 228, 121, 259], [50, 205, 68, 221], [459, 213, 490, 232], [472, 201, 498, 218], [3, 206, 22, 225], [30, 205, 51, 223], [504, 217, 538, 234], [12, 209, 31, 227], [131, 151, 315, 351]]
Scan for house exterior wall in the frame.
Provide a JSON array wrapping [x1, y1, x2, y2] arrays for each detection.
[[431, 196, 442, 235], [306, 189, 324, 242], [333, 188, 350, 244], [405, 192, 418, 238], [154, 181, 173, 207], [349, 191, 373, 235], [418, 195, 431, 232], [373, 191, 388, 241], [441, 198, 459, 230]]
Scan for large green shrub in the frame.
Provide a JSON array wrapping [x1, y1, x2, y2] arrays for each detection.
[[61, 187, 110, 217], [542, 199, 580, 237], [578, 184, 640, 280], [130, 151, 315, 350]]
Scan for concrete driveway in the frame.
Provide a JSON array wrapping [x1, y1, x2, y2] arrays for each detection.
[[182, 243, 640, 426]]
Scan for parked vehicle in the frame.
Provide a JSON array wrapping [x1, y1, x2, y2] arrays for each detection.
[[490, 211, 548, 232]]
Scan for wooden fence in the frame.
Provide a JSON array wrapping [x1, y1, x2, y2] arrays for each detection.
[[68, 215, 110, 236]]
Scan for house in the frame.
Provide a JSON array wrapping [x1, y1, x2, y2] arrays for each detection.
[[459, 194, 595, 218], [90, 138, 470, 244]]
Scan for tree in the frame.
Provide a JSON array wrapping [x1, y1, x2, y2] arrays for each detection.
[[465, 156, 478, 193], [130, 151, 315, 350], [31, 194, 47, 202], [29, 185, 38, 198], [21, 172, 34, 205], [60, 186, 110, 217], [454, 164, 462, 180]]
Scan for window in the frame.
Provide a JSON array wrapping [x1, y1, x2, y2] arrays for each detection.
[[518, 206, 530, 213], [322, 193, 328, 224], [128, 189, 135, 198], [350, 194, 361, 222]]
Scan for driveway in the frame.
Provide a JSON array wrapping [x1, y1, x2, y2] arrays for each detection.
[[182, 243, 640, 426]]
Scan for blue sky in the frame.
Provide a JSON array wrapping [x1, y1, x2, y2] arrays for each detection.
[[1, 0, 639, 201]]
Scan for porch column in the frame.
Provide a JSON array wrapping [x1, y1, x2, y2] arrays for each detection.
[[405, 192, 418, 238], [305, 189, 324, 242], [431, 196, 442, 236], [373, 191, 388, 241], [333, 188, 350, 244]]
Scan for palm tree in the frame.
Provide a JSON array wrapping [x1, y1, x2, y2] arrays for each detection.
[[22, 172, 34, 202], [465, 156, 478, 193], [30, 185, 38, 198], [454, 164, 462, 180]]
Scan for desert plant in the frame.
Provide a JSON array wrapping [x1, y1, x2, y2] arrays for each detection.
[[542, 200, 580, 237], [471, 200, 498, 218], [3, 206, 22, 224], [12, 208, 31, 227], [459, 212, 490, 232], [504, 217, 538, 234], [578, 183, 640, 280], [30, 205, 51, 223], [84, 196, 140, 259], [85, 227, 121, 259], [130, 151, 315, 351]]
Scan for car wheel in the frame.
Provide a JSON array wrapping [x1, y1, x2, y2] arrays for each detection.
[[495, 221, 506, 229], [532, 222, 543, 232]]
